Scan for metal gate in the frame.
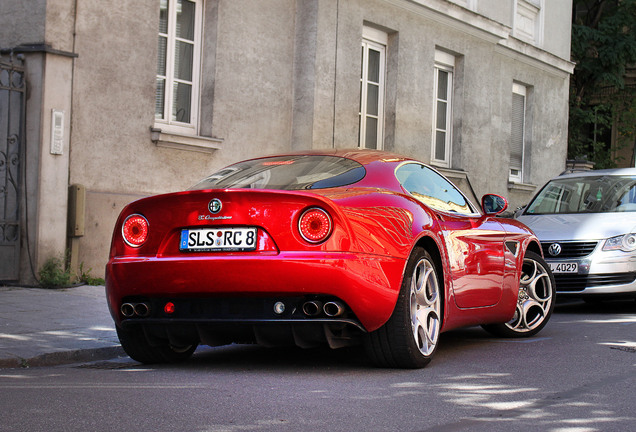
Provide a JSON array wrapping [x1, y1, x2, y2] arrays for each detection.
[[0, 57, 24, 281]]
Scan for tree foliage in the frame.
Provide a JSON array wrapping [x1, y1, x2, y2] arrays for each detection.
[[569, 0, 636, 168]]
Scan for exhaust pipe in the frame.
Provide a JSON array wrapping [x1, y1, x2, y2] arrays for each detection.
[[323, 301, 345, 317], [120, 303, 135, 318], [302, 301, 323, 317], [134, 302, 151, 317], [121, 302, 151, 318]]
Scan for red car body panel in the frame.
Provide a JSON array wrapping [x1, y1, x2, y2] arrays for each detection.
[[105, 150, 541, 341]]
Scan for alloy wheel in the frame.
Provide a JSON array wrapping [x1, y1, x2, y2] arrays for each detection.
[[409, 257, 441, 356]]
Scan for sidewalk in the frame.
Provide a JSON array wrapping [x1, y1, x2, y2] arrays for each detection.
[[0, 285, 124, 368]]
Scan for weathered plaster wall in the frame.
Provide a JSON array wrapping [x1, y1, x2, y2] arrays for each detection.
[[476, 0, 513, 28], [36, 54, 74, 268], [44, 0, 76, 51], [543, 1, 573, 60], [69, 0, 300, 274], [0, 0, 77, 281], [14, 0, 572, 278], [73, 0, 572, 275], [323, 0, 570, 208], [0, 0, 47, 48]]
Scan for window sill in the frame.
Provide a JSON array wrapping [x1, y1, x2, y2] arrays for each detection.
[[429, 160, 450, 170], [150, 127, 223, 153], [507, 181, 536, 192], [435, 167, 467, 182]]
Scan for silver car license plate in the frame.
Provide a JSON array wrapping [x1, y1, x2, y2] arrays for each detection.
[[549, 262, 578, 273], [180, 227, 257, 252]]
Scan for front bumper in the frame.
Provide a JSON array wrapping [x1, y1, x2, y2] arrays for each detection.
[[546, 249, 636, 296]]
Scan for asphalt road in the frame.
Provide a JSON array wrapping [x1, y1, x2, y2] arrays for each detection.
[[0, 299, 634, 432]]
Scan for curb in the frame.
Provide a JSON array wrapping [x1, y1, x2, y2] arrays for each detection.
[[0, 346, 125, 369]]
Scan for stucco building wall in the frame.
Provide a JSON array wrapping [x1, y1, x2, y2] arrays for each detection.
[[1, 0, 573, 282]]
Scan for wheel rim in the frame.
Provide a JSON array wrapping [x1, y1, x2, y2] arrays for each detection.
[[409, 257, 441, 356], [506, 257, 553, 333]]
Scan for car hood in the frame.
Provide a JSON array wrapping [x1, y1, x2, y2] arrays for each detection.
[[517, 213, 636, 241]]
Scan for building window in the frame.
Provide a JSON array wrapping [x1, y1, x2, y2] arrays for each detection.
[[156, 0, 202, 134], [359, 27, 387, 150], [514, 0, 544, 46], [510, 83, 528, 183], [431, 51, 454, 167]]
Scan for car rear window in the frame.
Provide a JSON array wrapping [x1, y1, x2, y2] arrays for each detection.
[[190, 155, 366, 191]]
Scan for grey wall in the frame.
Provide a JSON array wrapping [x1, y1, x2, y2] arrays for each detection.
[[2, 0, 573, 279], [0, 0, 47, 48]]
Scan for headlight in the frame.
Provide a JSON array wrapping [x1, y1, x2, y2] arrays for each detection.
[[603, 233, 636, 252]]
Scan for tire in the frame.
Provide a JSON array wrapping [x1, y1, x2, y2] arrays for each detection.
[[482, 251, 555, 338], [116, 325, 197, 364], [365, 247, 443, 368]]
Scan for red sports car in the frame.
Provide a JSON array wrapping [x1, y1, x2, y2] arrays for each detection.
[[105, 150, 555, 368]]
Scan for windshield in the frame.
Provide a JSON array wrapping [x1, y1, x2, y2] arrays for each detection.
[[190, 155, 366, 191], [525, 174, 636, 215]]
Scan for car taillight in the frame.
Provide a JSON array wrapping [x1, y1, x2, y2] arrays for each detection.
[[122, 214, 149, 247], [299, 208, 332, 244]]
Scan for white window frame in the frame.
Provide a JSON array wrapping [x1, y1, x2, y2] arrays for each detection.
[[510, 83, 527, 183], [513, 0, 544, 46], [155, 0, 203, 135], [359, 27, 387, 150], [431, 50, 455, 168]]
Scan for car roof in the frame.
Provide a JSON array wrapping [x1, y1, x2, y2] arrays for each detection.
[[556, 167, 636, 179], [253, 149, 412, 166]]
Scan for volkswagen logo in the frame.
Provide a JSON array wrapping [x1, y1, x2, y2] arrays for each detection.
[[548, 243, 562, 257], [208, 198, 222, 214]]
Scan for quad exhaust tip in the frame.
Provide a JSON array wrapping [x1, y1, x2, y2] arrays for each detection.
[[301, 300, 345, 317], [323, 301, 345, 317], [121, 302, 151, 318], [302, 300, 323, 317]]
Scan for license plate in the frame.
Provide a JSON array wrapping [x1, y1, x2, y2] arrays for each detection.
[[549, 262, 578, 274], [180, 227, 257, 252]]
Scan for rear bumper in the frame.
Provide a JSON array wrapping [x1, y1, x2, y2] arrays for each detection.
[[105, 251, 406, 332]]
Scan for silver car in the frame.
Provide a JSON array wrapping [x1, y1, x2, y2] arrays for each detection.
[[516, 168, 636, 299]]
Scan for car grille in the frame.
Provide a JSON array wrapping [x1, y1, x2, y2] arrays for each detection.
[[554, 273, 636, 292], [541, 241, 598, 258]]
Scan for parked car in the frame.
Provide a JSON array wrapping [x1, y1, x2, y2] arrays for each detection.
[[516, 168, 636, 300], [105, 149, 555, 368]]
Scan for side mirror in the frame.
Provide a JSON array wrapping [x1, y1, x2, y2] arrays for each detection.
[[481, 194, 508, 215]]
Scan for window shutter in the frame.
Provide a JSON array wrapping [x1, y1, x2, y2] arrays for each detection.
[[510, 92, 525, 173]]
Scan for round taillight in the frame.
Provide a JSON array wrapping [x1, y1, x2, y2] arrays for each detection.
[[299, 208, 332, 244], [122, 214, 149, 247]]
